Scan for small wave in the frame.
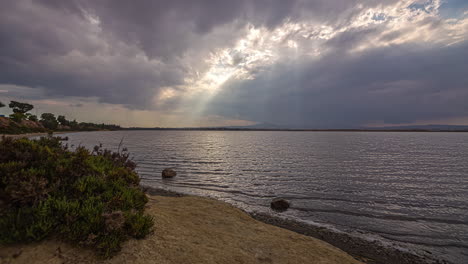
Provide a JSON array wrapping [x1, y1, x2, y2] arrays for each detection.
[[284, 195, 468, 211], [294, 207, 468, 225], [378, 234, 468, 250], [164, 182, 277, 199]]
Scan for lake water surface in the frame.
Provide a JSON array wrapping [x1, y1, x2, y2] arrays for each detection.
[[62, 131, 468, 263]]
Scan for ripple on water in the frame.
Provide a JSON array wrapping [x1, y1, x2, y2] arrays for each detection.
[[63, 130, 468, 264]]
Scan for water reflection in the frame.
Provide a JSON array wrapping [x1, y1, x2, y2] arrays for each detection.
[[62, 130, 468, 263]]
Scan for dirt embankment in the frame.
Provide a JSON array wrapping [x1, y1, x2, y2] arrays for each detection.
[[0, 195, 361, 264], [0, 132, 75, 139], [0, 117, 10, 128], [0, 117, 44, 129], [0, 117, 48, 135]]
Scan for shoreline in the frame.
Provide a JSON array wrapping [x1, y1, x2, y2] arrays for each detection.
[[1, 190, 361, 264], [1, 130, 97, 139], [0, 186, 450, 264], [144, 187, 449, 264], [1, 131, 70, 139]]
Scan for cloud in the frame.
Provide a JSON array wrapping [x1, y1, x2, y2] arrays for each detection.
[[205, 40, 468, 127], [0, 0, 467, 127]]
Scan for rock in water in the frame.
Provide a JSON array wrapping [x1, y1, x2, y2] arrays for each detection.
[[270, 198, 290, 211], [162, 168, 177, 178]]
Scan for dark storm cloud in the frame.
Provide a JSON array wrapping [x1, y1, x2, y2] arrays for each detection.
[[0, 1, 186, 108], [0, 0, 467, 126], [207, 42, 468, 128], [0, 0, 304, 108], [37, 0, 301, 59]]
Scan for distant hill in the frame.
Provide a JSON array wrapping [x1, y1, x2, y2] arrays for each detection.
[[224, 124, 468, 131], [222, 123, 468, 131], [125, 124, 468, 132], [223, 122, 286, 129], [364, 125, 468, 131], [125, 122, 287, 130]]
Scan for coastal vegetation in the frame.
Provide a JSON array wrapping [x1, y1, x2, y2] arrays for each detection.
[[0, 136, 153, 258], [0, 101, 120, 134]]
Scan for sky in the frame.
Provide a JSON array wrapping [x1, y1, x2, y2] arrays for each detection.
[[0, 0, 467, 128]]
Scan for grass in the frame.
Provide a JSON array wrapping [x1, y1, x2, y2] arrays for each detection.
[[0, 136, 153, 258]]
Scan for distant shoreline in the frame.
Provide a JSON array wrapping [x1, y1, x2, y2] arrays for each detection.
[[123, 128, 468, 132], [1, 131, 85, 139], [3, 129, 468, 139]]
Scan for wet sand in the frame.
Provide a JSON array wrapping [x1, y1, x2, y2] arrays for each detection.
[[145, 188, 449, 264], [0, 174, 449, 264]]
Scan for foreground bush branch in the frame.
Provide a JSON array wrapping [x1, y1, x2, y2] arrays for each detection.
[[0, 136, 153, 258]]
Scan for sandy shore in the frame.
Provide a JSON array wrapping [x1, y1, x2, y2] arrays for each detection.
[[1, 131, 69, 139], [0, 193, 361, 264], [250, 214, 449, 264], [0, 131, 88, 139], [145, 189, 447, 264]]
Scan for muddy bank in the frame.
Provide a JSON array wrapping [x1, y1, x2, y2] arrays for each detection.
[[0, 131, 71, 139], [146, 187, 449, 264], [1, 132, 50, 139], [250, 213, 448, 264], [1, 131, 95, 140]]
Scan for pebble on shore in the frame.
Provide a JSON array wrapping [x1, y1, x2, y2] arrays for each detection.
[[270, 198, 290, 211]]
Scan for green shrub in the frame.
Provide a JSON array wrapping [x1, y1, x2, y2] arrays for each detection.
[[0, 137, 153, 258], [40, 113, 59, 130], [9, 113, 26, 123], [27, 114, 38, 122]]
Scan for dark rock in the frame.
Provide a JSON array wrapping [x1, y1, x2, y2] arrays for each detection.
[[270, 198, 290, 211], [12, 249, 22, 258], [162, 168, 177, 178]]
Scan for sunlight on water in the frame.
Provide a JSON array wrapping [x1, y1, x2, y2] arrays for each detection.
[[63, 130, 468, 263]]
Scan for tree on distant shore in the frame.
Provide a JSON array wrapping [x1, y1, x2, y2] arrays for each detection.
[[9, 101, 33, 114], [57, 115, 70, 126], [40, 113, 59, 130], [70, 119, 78, 128], [1, 99, 121, 133], [28, 114, 38, 121], [8, 101, 34, 122], [9, 113, 25, 123]]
